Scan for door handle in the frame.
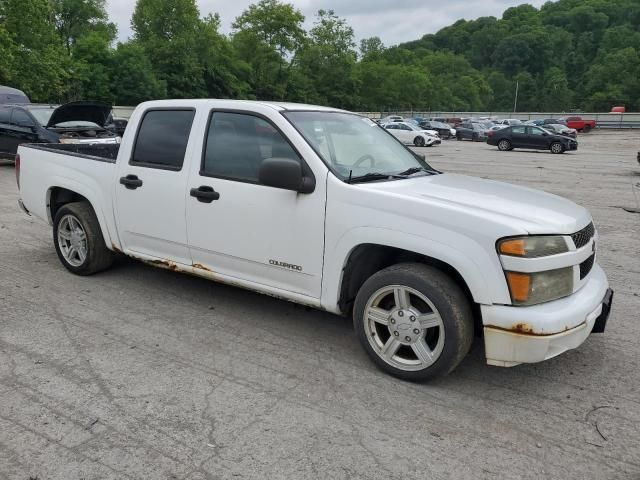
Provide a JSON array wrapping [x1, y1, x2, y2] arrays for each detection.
[[190, 186, 220, 203], [120, 174, 143, 190]]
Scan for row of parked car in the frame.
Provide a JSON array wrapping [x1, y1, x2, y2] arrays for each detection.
[[378, 114, 589, 154]]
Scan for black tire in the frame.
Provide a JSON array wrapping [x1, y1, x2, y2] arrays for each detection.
[[53, 201, 114, 275], [353, 263, 474, 381], [550, 141, 564, 154], [456, 133, 462, 141], [583, 124, 591, 133], [497, 139, 511, 151], [414, 136, 425, 147]]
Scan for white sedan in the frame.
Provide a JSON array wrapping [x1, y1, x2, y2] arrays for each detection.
[[382, 122, 441, 147]]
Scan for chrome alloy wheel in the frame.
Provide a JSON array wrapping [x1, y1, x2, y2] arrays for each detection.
[[57, 214, 88, 267], [363, 285, 445, 371]]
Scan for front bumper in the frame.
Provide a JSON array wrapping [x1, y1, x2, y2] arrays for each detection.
[[482, 264, 611, 367]]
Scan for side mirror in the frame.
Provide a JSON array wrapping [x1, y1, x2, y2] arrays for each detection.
[[259, 157, 315, 194]]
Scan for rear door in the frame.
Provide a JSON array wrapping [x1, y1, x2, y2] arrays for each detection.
[[113, 108, 196, 265], [510, 126, 529, 147]]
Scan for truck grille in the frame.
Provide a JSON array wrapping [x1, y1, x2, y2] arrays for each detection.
[[580, 254, 595, 280], [571, 222, 595, 249]]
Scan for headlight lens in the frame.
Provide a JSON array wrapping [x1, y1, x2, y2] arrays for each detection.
[[498, 236, 568, 258], [506, 267, 574, 306]]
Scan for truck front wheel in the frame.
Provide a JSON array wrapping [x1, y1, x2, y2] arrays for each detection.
[[353, 263, 473, 381], [53, 202, 114, 275]]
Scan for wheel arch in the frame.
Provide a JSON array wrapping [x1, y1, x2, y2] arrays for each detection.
[[329, 241, 492, 336], [47, 185, 115, 250]]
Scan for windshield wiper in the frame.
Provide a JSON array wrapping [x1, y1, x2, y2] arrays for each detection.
[[347, 172, 403, 184], [396, 166, 438, 177]]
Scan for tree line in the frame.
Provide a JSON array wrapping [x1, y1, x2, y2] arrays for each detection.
[[0, 0, 639, 111]]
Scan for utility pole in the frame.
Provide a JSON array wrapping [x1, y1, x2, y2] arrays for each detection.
[[513, 80, 519, 113]]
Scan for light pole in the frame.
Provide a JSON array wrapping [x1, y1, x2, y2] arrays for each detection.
[[513, 80, 519, 113]]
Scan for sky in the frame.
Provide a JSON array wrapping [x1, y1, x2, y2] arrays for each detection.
[[106, 0, 548, 47]]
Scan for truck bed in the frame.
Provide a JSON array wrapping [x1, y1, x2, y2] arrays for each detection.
[[24, 143, 120, 162]]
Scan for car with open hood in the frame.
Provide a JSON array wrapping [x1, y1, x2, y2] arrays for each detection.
[[0, 101, 120, 160]]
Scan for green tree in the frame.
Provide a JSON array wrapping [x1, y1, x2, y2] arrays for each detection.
[[295, 10, 358, 108], [51, 0, 116, 54], [132, 0, 206, 97], [232, 0, 305, 100], [109, 42, 165, 105], [0, 0, 68, 102]]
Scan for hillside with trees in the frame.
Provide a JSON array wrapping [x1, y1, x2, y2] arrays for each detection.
[[0, 0, 639, 111]]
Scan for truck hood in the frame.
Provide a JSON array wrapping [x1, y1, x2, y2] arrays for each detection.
[[366, 173, 591, 234], [47, 101, 112, 128]]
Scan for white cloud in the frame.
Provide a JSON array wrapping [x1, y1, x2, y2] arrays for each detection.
[[107, 0, 548, 46]]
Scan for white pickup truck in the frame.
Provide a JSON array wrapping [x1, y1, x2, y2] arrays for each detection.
[[16, 100, 613, 380]]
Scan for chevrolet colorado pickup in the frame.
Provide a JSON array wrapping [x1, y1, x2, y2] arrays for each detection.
[[16, 100, 613, 380]]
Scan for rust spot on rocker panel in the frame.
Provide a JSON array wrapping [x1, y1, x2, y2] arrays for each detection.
[[145, 259, 179, 271], [192, 263, 212, 272]]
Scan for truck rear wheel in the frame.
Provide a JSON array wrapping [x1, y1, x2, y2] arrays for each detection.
[[353, 263, 473, 381], [583, 124, 591, 133], [53, 202, 114, 275]]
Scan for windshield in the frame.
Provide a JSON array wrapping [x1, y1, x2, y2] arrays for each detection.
[[27, 106, 56, 125], [284, 111, 435, 180]]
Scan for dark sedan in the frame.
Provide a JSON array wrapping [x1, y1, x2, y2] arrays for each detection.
[[487, 125, 578, 154]]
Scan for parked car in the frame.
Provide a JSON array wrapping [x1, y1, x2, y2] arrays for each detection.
[[16, 99, 612, 381], [525, 119, 545, 126], [487, 125, 578, 154], [0, 102, 121, 160], [418, 120, 455, 139], [485, 125, 508, 136], [543, 118, 567, 126], [379, 115, 404, 124], [500, 119, 523, 126], [456, 122, 487, 141], [383, 122, 440, 147], [544, 123, 578, 138], [107, 117, 129, 137], [559, 116, 596, 133], [0, 85, 30, 104]]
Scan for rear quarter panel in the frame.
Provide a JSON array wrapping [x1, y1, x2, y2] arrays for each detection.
[[18, 145, 118, 248]]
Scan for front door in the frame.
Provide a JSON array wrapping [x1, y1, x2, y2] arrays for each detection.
[[114, 108, 196, 265], [527, 126, 550, 149], [186, 110, 326, 299]]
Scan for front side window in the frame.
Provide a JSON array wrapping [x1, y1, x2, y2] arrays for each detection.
[[131, 110, 195, 169], [202, 112, 300, 183], [284, 111, 435, 180], [530, 127, 546, 136]]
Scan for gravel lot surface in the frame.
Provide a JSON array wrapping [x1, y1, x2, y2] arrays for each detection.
[[1, 131, 639, 479]]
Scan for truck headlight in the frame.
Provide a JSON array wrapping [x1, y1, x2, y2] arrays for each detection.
[[505, 268, 574, 306], [498, 236, 568, 258]]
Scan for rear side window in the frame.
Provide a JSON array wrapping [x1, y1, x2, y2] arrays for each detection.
[[511, 126, 526, 134], [202, 112, 300, 183], [131, 110, 195, 170], [0, 107, 10, 124]]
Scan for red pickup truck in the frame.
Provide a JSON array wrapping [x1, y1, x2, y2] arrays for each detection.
[[560, 116, 596, 133]]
